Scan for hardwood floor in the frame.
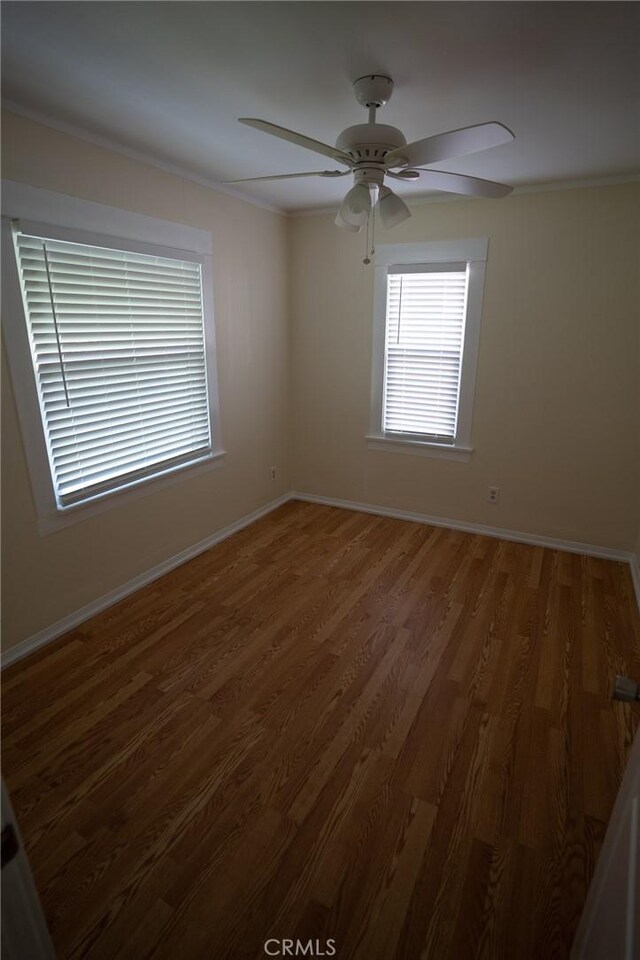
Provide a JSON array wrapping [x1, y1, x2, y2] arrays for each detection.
[[2, 501, 639, 960]]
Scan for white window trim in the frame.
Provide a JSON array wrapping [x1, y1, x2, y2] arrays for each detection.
[[2, 181, 225, 535], [368, 238, 488, 463]]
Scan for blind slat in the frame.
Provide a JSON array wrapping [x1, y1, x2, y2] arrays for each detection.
[[59, 447, 212, 505], [383, 270, 468, 440], [16, 232, 213, 506]]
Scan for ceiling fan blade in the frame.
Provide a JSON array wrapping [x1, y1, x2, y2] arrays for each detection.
[[224, 170, 349, 183], [385, 122, 514, 169], [335, 182, 371, 232], [413, 169, 513, 198], [239, 118, 353, 165], [386, 170, 420, 181]]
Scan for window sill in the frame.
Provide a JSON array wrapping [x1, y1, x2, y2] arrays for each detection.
[[37, 449, 226, 536], [366, 434, 473, 462]]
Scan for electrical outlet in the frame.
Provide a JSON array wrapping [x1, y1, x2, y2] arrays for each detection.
[[270, 466, 277, 481], [487, 486, 500, 504]]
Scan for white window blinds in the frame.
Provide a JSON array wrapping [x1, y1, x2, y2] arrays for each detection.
[[14, 231, 212, 507], [383, 263, 469, 441]]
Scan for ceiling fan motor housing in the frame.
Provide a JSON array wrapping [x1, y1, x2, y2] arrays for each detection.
[[335, 124, 406, 164]]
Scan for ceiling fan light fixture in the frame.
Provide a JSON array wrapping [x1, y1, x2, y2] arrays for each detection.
[[236, 75, 514, 238], [377, 185, 411, 229], [335, 182, 371, 231], [334, 208, 364, 233]]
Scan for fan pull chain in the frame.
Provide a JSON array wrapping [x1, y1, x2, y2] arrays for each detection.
[[370, 200, 376, 259], [363, 196, 376, 265], [42, 240, 71, 408], [363, 210, 370, 265]]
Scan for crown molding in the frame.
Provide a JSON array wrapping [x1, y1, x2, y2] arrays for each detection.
[[2, 101, 285, 217], [4, 101, 639, 222]]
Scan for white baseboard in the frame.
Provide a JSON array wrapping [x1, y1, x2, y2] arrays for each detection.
[[1, 494, 291, 669], [3, 490, 638, 669], [291, 492, 634, 564]]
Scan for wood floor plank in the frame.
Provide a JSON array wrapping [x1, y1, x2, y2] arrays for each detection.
[[2, 501, 639, 960]]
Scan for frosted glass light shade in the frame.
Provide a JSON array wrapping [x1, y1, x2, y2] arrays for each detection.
[[335, 182, 371, 232], [377, 186, 411, 228]]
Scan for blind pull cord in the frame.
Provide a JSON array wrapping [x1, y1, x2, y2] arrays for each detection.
[[42, 240, 71, 408]]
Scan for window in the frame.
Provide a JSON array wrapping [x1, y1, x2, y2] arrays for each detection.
[[369, 239, 487, 461], [2, 181, 223, 532]]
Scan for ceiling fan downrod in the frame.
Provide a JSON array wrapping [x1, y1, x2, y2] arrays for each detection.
[[352, 74, 394, 125]]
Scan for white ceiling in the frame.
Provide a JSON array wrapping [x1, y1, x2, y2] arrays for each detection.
[[2, 2, 639, 213]]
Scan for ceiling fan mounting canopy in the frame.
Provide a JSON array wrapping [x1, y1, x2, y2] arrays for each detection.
[[229, 74, 515, 238], [352, 74, 394, 109]]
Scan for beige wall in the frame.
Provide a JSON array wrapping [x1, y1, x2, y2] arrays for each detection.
[[1, 112, 291, 651], [2, 111, 639, 654], [290, 182, 640, 551]]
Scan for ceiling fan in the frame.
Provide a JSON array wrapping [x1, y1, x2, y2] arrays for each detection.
[[226, 75, 515, 232]]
